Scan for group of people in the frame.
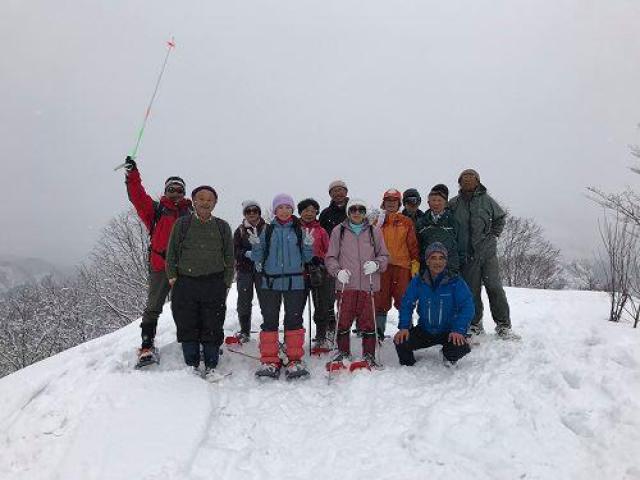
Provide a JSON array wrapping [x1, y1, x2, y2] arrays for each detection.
[[124, 155, 520, 382]]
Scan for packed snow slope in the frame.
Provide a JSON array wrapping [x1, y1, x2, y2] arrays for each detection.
[[1, 288, 639, 480]]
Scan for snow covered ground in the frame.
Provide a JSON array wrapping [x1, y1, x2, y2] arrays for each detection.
[[0, 287, 638, 480]]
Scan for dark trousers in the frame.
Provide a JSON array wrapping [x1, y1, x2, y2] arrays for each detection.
[[259, 289, 306, 332], [171, 273, 227, 367], [461, 255, 511, 331], [181, 342, 220, 368], [307, 271, 337, 340], [236, 271, 263, 334], [140, 269, 172, 347], [395, 327, 470, 366]]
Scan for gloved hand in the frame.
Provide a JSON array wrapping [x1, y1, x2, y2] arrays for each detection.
[[303, 228, 315, 246], [124, 156, 137, 173], [410, 260, 420, 277], [244, 250, 253, 259], [337, 269, 351, 285], [363, 261, 378, 275], [310, 256, 324, 266], [248, 231, 260, 245], [366, 208, 381, 226], [255, 262, 263, 273]]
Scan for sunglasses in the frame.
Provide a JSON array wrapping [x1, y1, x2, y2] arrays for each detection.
[[166, 186, 184, 194], [348, 206, 367, 214], [244, 208, 260, 215], [404, 197, 420, 205]]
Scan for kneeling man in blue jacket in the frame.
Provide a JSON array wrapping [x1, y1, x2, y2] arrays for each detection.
[[395, 242, 474, 366]]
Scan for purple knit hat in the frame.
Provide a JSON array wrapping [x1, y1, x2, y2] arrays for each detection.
[[425, 242, 449, 260], [272, 193, 295, 212]]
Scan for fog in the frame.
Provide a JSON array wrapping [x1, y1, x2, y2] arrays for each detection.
[[2, 0, 639, 266]]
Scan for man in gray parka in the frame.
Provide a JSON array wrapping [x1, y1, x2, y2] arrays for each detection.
[[449, 169, 520, 340]]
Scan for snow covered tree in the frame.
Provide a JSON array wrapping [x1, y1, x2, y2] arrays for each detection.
[[79, 209, 150, 324], [497, 215, 563, 289]]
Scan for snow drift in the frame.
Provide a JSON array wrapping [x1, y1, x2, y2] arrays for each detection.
[[0, 288, 638, 480]]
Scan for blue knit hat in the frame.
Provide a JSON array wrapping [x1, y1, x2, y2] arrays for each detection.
[[425, 242, 448, 260]]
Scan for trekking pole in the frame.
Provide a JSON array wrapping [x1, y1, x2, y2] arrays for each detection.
[[307, 288, 313, 356], [328, 281, 346, 384], [114, 36, 176, 171], [369, 274, 382, 367]]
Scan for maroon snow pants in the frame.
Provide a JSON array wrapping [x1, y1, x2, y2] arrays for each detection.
[[337, 290, 376, 356]]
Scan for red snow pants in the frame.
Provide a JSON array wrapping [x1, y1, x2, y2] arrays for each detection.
[[374, 264, 411, 314], [337, 290, 376, 356]]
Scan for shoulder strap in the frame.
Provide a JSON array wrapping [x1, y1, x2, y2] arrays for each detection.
[[294, 219, 303, 255], [262, 223, 275, 266], [214, 218, 227, 256], [177, 215, 193, 246], [149, 201, 163, 237], [369, 225, 377, 254]]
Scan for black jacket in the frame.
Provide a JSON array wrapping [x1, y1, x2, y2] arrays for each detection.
[[319, 200, 348, 235]]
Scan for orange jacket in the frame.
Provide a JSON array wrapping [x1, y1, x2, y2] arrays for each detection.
[[380, 212, 419, 269]]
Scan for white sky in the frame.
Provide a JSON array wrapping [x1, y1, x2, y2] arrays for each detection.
[[2, 0, 639, 266]]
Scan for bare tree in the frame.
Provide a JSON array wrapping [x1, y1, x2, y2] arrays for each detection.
[[497, 215, 563, 289], [597, 213, 638, 322], [565, 258, 604, 291], [79, 209, 150, 323]]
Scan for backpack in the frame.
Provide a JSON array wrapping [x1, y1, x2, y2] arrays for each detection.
[[173, 215, 227, 259], [148, 201, 192, 258], [262, 219, 304, 267], [260, 219, 306, 290]]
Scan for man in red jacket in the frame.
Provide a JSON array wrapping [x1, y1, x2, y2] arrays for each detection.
[[124, 156, 193, 366]]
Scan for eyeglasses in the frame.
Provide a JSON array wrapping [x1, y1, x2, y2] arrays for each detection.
[[166, 186, 184, 194], [244, 208, 260, 215], [348, 206, 366, 214]]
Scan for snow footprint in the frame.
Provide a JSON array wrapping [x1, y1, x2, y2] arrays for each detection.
[[560, 410, 594, 438], [561, 370, 581, 389]]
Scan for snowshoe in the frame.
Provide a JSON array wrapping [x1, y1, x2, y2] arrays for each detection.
[[224, 332, 251, 346], [325, 351, 350, 372], [135, 347, 159, 369], [204, 367, 231, 383], [255, 362, 281, 379], [311, 338, 332, 356], [285, 361, 310, 380], [350, 353, 383, 372]]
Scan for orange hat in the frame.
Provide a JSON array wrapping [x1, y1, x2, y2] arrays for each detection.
[[381, 188, 402, 208]]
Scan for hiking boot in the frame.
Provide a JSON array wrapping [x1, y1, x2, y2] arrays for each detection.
[[285, 360, 310, 380], [442, 357, 458, 368], [495, 327, 521, 341], [204, 367, 226, 383], [467, 324, 485, 337], [255, 362, 281, 379], [363, 353, 382, 370], [311, 338, 332, 354]]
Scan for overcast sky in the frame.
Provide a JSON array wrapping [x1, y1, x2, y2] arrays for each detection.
[[2, 0, 639, 267]]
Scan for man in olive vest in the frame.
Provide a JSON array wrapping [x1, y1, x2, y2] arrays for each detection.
[[166, 185, 234, 381]]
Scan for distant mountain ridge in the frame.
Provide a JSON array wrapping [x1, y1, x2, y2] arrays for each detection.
[[0, 256, 68, 292]]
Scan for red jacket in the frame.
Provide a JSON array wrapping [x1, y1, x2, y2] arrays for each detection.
[[300, 219, 330, 259], [126, 170, 192, 272]]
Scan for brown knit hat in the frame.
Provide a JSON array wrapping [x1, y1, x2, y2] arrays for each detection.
[[458, 169, 480, 184]]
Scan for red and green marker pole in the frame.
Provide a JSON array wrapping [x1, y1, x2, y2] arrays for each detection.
[[114, 36, 176, 171]]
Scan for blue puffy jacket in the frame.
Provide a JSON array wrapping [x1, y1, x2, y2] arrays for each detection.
[[398, 272, 474, 335], [250, 219, 313, 291]]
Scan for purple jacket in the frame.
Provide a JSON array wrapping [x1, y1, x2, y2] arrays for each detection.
[[325, 220, 389, 292]]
